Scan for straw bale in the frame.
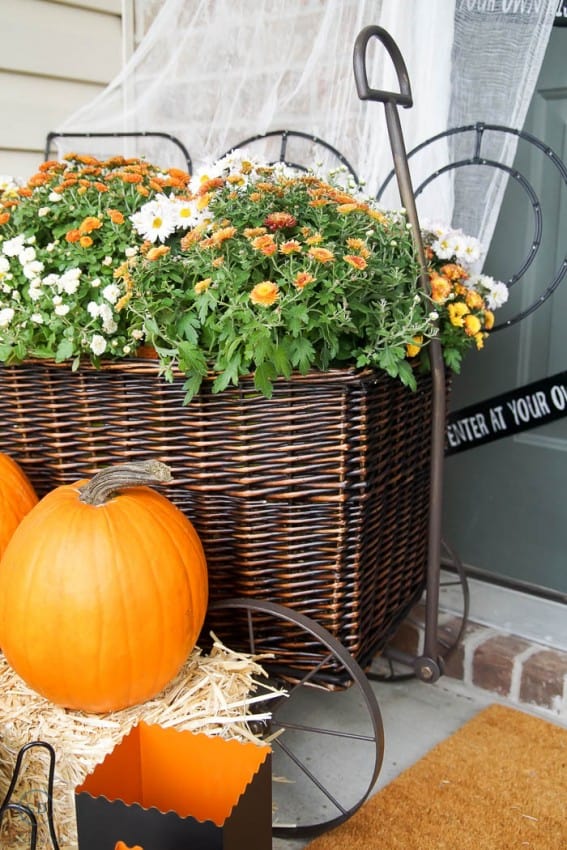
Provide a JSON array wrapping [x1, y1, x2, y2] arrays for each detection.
[[0, 635, 279, 849]]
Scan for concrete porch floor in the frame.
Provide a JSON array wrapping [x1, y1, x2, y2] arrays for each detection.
[[272, 676, 504, 850], [271, 576, 567, 849]]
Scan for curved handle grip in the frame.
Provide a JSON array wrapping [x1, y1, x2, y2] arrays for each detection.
[[353, 25, 413, 108]]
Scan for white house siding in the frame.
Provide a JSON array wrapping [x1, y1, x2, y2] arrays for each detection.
[[0, 0, 124, 179]]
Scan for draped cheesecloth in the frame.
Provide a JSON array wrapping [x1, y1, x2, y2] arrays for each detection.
[[54, 0, 556, 255]]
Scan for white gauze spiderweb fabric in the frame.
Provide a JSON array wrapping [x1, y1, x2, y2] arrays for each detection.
[[386, 0, 556, 253], [53, 0, 456, 223], [54, 0, 556, 254]]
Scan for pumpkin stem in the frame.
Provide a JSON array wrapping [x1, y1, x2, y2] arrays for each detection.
[[78, 460, 173, 506]]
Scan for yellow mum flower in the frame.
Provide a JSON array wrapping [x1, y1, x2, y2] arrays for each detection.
[[474, 332, 486, 350], [406, 335, 423, 358], [250, 281, 279, 306], [337, 203, 359, 214], [464, 313, 482, 337], [194, 278, 212, 294], [484, 310, 495, 330], [447, 302, 469, 327]]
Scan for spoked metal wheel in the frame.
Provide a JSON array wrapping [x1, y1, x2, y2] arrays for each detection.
[[209, 598, 384, 839], [368, 539, 470, 683]]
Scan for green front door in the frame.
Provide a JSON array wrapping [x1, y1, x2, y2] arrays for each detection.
[[442, 26, 567, 596]]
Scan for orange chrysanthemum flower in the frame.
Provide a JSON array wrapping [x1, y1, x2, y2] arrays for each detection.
[[308, 247, 335, 264], [441, 263, 468, 282], [65, 229, 81, 243], [211, 226, 237, 245], [168, 167, 190, 184], [0, 212, 10, 226], [108, 209, 125, 225], [465, 289, 484, 310], [119, 172, 143, 184], [294, 271, 315, 289], [146, 245, 171, 261], [244, 227, 267, 239], [79, 235, 93, 248], [346, 238, 365, 252], [28, 173, 49, 188], [76, 154, 99, 166], [280, 240, 302, 255], [344, 254, 367, 270], [180, 225, 206, 250], [250, 281, 279, 306], [197, 177, 225, 195], [264, 212, 297, 231], [79, 216, 103, 234], [430, 274, 452, 303], [251, 234, 277, 256]]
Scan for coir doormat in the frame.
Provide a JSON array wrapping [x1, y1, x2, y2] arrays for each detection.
[[305, 703, 567, 850]]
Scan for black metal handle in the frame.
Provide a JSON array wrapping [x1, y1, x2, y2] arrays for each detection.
[[0, 741, 60, 850], [353, 25, 413, 108]]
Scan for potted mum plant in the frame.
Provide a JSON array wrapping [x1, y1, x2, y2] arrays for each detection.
[[0, 151, 507, 400], [0, 149, 508, 672]]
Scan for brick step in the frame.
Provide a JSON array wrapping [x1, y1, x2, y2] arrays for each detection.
[[379, 603, 567, 720]]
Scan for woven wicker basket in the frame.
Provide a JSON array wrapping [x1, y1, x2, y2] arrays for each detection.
[[0, 359, 433, 676]]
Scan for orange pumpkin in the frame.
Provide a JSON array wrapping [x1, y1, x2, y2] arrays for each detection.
[[0, 453, 38, 558], [0, 461, 208, 713]]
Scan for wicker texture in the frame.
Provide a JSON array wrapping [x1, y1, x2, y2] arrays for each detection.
[[0, 360, 433, 672]]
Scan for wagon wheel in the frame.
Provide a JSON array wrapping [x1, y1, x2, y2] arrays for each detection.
[[208, 598, 384, 838], [368, 539, 470, 683]]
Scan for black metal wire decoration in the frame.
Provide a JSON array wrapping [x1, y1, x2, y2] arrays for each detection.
[[0, 741, 60, 850], [376, 122, 567, 330], [223, 129, 360, 185], [44, 130, 193, 174]]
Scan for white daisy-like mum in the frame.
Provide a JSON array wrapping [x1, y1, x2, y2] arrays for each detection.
[[130, 197, 177, 243], [90, 334, 107, 355]]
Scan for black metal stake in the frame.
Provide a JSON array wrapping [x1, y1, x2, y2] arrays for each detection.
[[354, 25, 447, 681]]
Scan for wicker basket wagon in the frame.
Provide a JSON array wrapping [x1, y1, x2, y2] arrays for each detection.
[[0, 358, 433, 675]]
